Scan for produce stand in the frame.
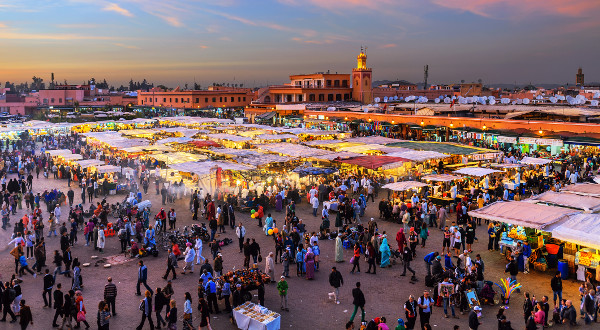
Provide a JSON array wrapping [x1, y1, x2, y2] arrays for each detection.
[[216, 269, 271, 302], [233, 301, 281, 330]]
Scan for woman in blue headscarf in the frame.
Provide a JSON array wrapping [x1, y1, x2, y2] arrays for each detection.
[[380, 236, 391, 268]]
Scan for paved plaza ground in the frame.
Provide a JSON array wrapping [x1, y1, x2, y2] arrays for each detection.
[[0, 173, 585, 330]]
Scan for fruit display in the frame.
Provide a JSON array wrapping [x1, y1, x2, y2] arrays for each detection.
[[216, 269, 270, 291], [507, 226, 526, 241], [575, 249, 600, 268]]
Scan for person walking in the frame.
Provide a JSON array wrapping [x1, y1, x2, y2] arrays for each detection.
[[468, 306, 481, 329], [154, 287, 167, 329], [417, 291, 434, 330], [441, 276, 457, 319], [504, 257, 520, 293], [74, 290, 90, 329], [163, 248, 177, 280], [97, 301, 111, 330], [236, 223, 246, 253], [183, 292, 193, 330], [404, 295, 418, 330], [350, 243, 361, 274], [401, 245, 416, 279], [329, 267, 344, 304], [366, 242, 376, 274], [166, 299, 177, 330], [19, 299, 33, 329], [137, 260, 153, 296], [103, 277, 118, 316], [43, 268, 55, 308], [136, 290, 154, 330], [277, 276, 289, 311], [349, 282, 366, 324], [204, 277, 220, 314], [198, 297, 211, 330]]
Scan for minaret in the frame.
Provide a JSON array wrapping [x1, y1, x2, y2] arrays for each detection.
[[576, 67, 584, 86], [352, 47, 373, 104]]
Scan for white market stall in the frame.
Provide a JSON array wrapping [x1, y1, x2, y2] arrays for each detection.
[[562, 183, 600, 197], [382, 181, 429, 191], [454, 167, 502, 177], [527, 191, 600, 212], [468, 201, 576, 230], [520, 157, 554, 166]]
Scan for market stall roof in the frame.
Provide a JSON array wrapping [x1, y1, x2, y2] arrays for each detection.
[[527, 191, 600, 212], [421, 174, 462, 182], [188, 140, 220, 148], [339, 144, 387, 154], [155, 137, 194, 145], [547, 214, 600, 250], [308, 151, 362, 161], [382, 181, 429, 191], [385, 150, 448, 162], [490, 163, 527, 169], [60, 153, 83, 161], [150, 152, 206, 164], [45, 149, 74, 157], [454, 167, 502, 177], [338, 155, 410, 170], [108, 139, 150, 149], [468, 201, 576, 229], [120, 129, 156, 136], [156, 127, 199, 137], [168, 160, 253, 175], [96, 164, 122, 174], [345, 136, 402, 145], [236, 154, 292, 167], [256, 143, 330, 158], [157, 116, 234, 126], [122, 145, 175, 153], [74, 159, 104, 168], [207, 133, 252, 142], [255, 133, 298, 141], [304, 140, 345, 146], [561, 183, 600, 197], [209, 148, 259, 158], [519, 157, 553, 165], [386, 141, 494, 155], [283, 128, 343, 136]]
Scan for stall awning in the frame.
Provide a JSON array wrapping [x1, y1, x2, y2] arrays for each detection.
[[562, 184, 600, 197], [45, 149, 73, 157], [156, 137, 193, 145], [309, 151, 361, 161], [96, 164, 122, 174], [421, 174, 462, 182], [491, 163, 527, 169], [74, 159, 104, 168], [338, 155, 410, 170], [207, 133, 252, 142], [547, 214, 600, 250], [188, 140, 220, 148], [468, 201, 576, 230], [382, 181, 429, 191], [385, 150, 448, 162], [519, 157, 553, 165], [527, 191, 600, 212], [255, 133, 298, 141], [168, 161, 253, 175], [386, 141, 494, 155], [344, 136, 403, 145], [61, 153, 83, 161], [256, 111, 276, 120], [151, 152, 206, 164], [454, 167, 502, 177], [256, 143, 330, 158]]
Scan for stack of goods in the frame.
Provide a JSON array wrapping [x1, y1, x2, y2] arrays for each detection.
[[575, 249, 600, 268], [507, 227, 526, 241], [234, 301, 280, 324], [216, 269, 270, 290]]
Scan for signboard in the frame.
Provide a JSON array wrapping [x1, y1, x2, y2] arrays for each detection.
[[519, 137, 563, 146], [470, 152, 501, 161], [497, 136, 518, 144]]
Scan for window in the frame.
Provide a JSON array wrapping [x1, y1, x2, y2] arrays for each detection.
[[169, 98, 172, 102], [342, 80, 348, 87], [309, 94, 315, 102], [326, 80, 332, 87], [205, 98, 208, 102], [220, 97, 223, 102], [336, 94, 342, 101], [365, 80, 369, 87], [196, 98, 199, 103], [230, 97, 234, 102], [334, 80, 340, 87], [155, 98, 157, 102], [212, 97, 216, 102], [238, 97, 241, 102], [59, 98, 62, 103], [243, 97, 246, 101], [318, 94, 324, 101], [163, 98, 166, 102], [175, 98, 178, 103], [51, 98, 55, 103], [327, 94, 333, 101], [344, 94, 350, 100], [298, 95, 303, 102]]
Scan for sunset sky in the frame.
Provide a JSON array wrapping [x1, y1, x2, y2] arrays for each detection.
[[1, 0, 599, 88]]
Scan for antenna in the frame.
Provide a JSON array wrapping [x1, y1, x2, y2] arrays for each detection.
[[364, 46, 367, 54], [423, 65, 429, 90]]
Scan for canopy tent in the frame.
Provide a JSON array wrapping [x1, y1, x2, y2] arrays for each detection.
[[209, 148, 260, 158], [283, 128, 342, 136], [96, 164, 122, 174], [236, 154, 292, 167], [421, 174, 462, 182], [385, 150, 448, 162], [304, 140, 347, 146], [339, 144, 386, 154], [468, 201, 576, 230], [188, 140, 220, 148], [308, 151, 362, 161], [382, 181, 429, 191], [120, 129, 156, 137], [107, 139, 150, 150], [527, 191, 600, 212], [386, 141, 494, 155], [168, 161, 253, 175], [156, 127, 199, 137], [562, 184, 600, 197], [155, 137, 194, 145], [345, 136, 402, 145], [207, 133, 252, 142], [60, 153, 83, 161], [150, 152, 206, 164], [338, 155, 410, 170], [519, 157, 553, 165], [255, 143, 330, 158], [122, 145, 175, 154], [157, 116, 234, 126], [454, 167, 502, 177], [491, 163, 527, 169], [74, 159, 104, 168], [254, 133, 298, 141], [45, 149, 74, 157], [547, 214, 600, 251], [292, 165, 338, 176]]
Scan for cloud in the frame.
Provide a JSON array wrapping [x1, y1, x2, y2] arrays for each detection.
[[113, 43, 139, 49], [430, 0, 600, 19], [279, 0, 395, 11], [381, 43, 397, 48], [199, 45, 209, 49], [102, 3, 133, 17], [57, 23, 101, 29], [204, 8, 317, 37], [0, 22, 6, 28], [153, 13, 183, 27]]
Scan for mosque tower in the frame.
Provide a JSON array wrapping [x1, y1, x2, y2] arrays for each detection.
[[352, 47, 373, 104]]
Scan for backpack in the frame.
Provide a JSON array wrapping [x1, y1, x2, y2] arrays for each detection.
[[118, 229, 127, 240], [139, 299, 146, 312]]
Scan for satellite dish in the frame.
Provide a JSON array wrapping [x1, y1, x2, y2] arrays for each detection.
[[516, 99, 523, 105], [594, 92, 600, 99], [550, 97, 557, 104], [393, 96, 398, 100], [523, 98, 530, 104], [466, 97, 474, 103], [374, 97, 380, 103], [489, 99, 496, 105], [383, 97, 388, 102], [591, 100, 599, 106], [444, 97, 451, 103], [435, 98, 440, 103]]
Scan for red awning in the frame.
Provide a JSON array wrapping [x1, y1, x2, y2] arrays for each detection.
[[337, 155, 410, 170], [188, 140, 220, 148]]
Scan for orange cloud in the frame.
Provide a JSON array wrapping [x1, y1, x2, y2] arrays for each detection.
[[102, 3, 133, 17], [279, 0, 395, 10], [381, 43, 397, 48]]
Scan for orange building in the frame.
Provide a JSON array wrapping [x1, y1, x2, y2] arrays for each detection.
[[352, 49, 373, 104], [137, 87, 255, 108]]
